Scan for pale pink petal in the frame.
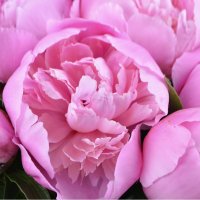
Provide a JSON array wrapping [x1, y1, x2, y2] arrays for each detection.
[[66, 102, 99, 133], [97, 118, 127, 135], [90, 87, 115, 119]]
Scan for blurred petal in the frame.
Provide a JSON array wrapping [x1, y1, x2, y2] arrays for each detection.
[[128, 13, 177, 75], [0, 28, 37, 82]]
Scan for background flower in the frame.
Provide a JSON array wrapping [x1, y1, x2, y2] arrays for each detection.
[[141, 108, 200, 199], [3, 19, 168, 198], [71, 0, 200, 75], [0, 0, 72, 82]]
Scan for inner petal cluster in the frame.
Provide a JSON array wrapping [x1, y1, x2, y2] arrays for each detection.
[[23, 35, 157, 183]]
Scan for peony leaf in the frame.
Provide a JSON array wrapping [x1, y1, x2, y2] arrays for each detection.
[[165, 78, 182, 114], [120, 181, 147, 199], [6, 170, 50, 199], [0, 174, 6, 199]]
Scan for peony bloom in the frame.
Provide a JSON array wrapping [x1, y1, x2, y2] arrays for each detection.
[[141, 108, 200, 199], [0, 110, 17, 163], [0, 0, 72, 82], [172, 47, 200, 108], [3, 19, 168, 199], [71, 0, 200, 75]]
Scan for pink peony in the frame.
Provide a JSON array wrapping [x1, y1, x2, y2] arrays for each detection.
[[0, 0, 72, 82], [71, 0, 200, 75], [172, 47, 200, 108], [0, 110, 17, 163], [141, 108, 200, 199], [3, 19, 168, 198]]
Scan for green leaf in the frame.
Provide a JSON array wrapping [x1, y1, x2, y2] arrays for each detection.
[[6, 170, 50, 199], [4, 175, 26, 199], [0, 174, 6, 199], [165, 78, 182, 114], [0, 83, 5, 110], [120, 181, 147, 199]]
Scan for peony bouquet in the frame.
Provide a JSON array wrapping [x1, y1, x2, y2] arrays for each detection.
[[0, 0, 200, 199]]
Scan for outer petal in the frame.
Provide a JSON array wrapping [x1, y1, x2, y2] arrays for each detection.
[[141, 108, 200, 199], [144, 143, 200, 199], [141, 120, 191, 187], [16, 141, 56, 191], [108, 125, 142, 198], [17, 103, 55, 179]]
